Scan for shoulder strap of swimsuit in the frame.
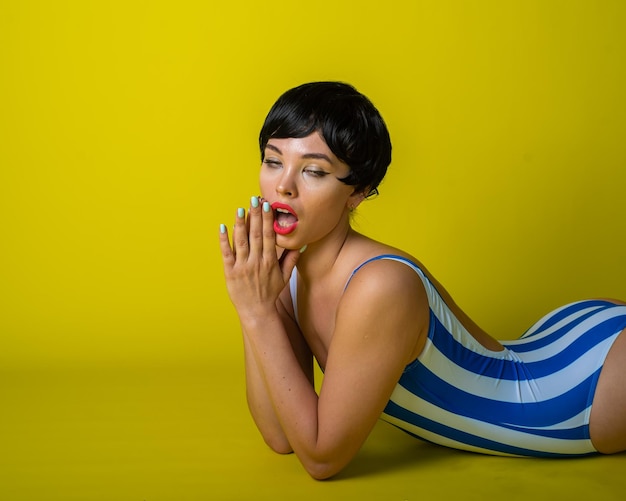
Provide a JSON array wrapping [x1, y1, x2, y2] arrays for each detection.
[[343, 254, 422, 291], [292, 255, 424, 322]]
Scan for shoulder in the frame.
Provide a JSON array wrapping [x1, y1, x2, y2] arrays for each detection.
[[339, 233, 430, 299], [333, 254, 430, 365], [345, 254, 427, 297], [339, 255, 430, 328]]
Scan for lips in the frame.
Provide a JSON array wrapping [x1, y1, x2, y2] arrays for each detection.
[[271, 202, 298, 235]]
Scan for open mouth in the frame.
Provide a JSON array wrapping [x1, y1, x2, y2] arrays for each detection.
[[271, 202, 298, 235]]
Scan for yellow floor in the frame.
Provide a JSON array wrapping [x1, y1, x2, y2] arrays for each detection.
[[1, 362, 624, 501]]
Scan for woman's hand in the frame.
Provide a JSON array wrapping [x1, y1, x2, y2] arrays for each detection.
[[219, 196, 302, 322]]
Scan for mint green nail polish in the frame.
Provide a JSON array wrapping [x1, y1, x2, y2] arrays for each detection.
[[220, 223, 226, 234], [299, 245, 308, 253], [237, 208, 245, 218], [263, 201, 270, 213], [251, 196, 259, 208]]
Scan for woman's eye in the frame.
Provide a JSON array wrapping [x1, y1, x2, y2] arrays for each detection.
[[263, 159, 282, 168], [304, 169, 328, 178]]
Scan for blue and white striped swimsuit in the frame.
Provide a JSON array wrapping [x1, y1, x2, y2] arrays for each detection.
[[347, 255, 626, 457]]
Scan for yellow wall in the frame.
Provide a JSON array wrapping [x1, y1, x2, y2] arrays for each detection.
[[1, 0, 625, 369]]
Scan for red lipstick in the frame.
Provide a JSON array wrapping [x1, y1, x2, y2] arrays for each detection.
[[271, 202, 299, 235]]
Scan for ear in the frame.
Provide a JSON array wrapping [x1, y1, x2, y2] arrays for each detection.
[[347, 189, 367, 211]]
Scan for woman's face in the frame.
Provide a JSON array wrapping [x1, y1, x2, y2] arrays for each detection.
[[259, 132, 362, 250]]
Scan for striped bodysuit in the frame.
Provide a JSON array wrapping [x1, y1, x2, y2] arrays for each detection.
[[290, 254, 626, 457]]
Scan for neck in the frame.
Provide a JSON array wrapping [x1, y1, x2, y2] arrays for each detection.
[[295, 226, 356, 284]]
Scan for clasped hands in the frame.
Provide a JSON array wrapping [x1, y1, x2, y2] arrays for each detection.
[[219, 196, 302, 318]]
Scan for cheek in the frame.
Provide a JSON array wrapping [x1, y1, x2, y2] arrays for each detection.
[[313, 193, 350, 222], [258, 171, 272, 195]]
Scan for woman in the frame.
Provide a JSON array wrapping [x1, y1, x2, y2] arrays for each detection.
[[218, 82, 626, 480]]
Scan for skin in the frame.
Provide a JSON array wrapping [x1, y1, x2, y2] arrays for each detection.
[[219, 131, 626, 480]]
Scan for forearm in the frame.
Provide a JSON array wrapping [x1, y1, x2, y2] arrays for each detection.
[[241, 297, 315, 453], [242, 313, 330, 476], [242, 332, 293, 453]]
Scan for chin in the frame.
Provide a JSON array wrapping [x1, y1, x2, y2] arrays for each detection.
[[275, 236, 302, 251]]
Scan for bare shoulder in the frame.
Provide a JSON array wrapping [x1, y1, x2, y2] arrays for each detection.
[[336, 255, 430, 362], [343, 255, 427, 300], [340, 235, 431, 301]]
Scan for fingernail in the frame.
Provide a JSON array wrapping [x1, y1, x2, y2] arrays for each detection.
[[219, 223, 226, 234], [251, 196, 259, 208], [299, 245, 308, 253], [237, 208, 245, 218], [263, 201, 270, 213]]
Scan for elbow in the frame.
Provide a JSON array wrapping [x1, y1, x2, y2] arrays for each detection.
[[264, 439, 341, 479], [263, 434, 294, 455], [303, 459, 344, 480], [307, 467, 335, 481], [262, 431, 350, 479], [264, 442, 340, 479], [299, 442, 356, 479]]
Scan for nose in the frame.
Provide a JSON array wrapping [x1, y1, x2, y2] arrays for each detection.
[[276, 168, 297, 197]]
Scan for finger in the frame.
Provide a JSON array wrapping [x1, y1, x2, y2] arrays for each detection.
[[248, 196, 263, 257], [218, 223, 235, 268], [232, 207, 250, 261], [261, 200, 277, 261]]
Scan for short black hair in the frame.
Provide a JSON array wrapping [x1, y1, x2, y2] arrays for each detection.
[[259, 82, 392, 195]]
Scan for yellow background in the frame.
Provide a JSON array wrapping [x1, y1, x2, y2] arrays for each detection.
[[1, 1, 625, 499]]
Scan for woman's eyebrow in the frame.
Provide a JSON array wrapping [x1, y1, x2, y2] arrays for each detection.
[[302, 152, 332, 162], [265, 144, 332, 163], [265, 144, 282, 154]]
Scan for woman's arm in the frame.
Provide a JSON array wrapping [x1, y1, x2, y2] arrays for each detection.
[[242, 291, 313, 453], [219, 200, 312, 452], [219, 201, 428, 479], [241, 260, 428, 479]]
